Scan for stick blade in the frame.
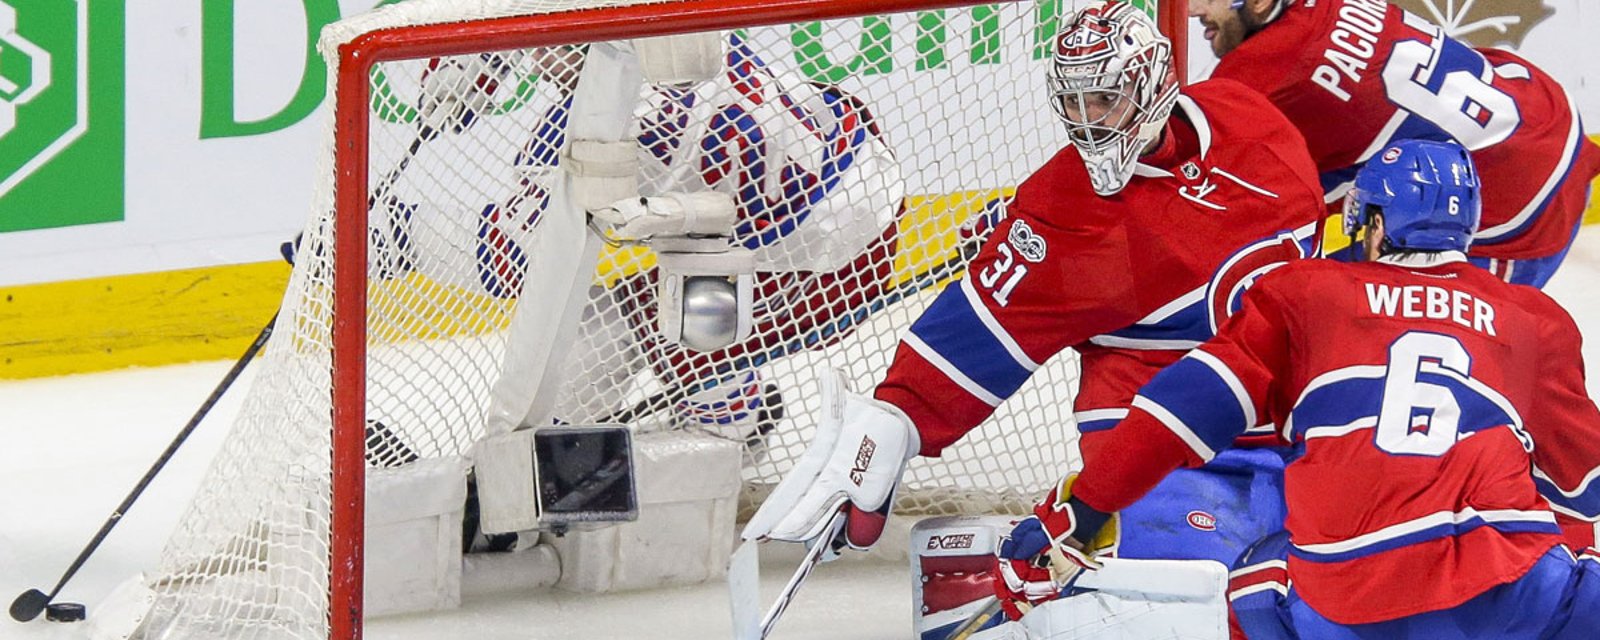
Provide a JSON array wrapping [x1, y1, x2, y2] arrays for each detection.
[[10, 589, 49, 622], [727, 540, 761, 640]]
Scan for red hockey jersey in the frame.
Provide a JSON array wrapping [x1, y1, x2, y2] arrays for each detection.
[[874, 78, 1325, 457], [1073, 255, 1600, 624], [1211, 0, 1600, 261]]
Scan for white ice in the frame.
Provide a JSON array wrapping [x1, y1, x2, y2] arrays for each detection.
[[5, 226, 1600, 640]]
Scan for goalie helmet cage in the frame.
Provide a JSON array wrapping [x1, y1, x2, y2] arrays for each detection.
[[135, 0, 1186, 638]]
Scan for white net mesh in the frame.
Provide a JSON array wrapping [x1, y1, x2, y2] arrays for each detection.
[[134, 0, 1172, 637]]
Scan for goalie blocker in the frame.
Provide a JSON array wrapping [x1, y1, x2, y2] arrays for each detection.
[[741, 369, 919, 551]]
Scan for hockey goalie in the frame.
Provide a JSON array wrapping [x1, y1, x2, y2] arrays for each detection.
[[472, 34, 902, 450], [738, 2, 1327, 638], [385, 29, 906, 457]]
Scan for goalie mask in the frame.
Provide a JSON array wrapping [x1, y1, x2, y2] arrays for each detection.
[[1049, 2, 1179, 196]]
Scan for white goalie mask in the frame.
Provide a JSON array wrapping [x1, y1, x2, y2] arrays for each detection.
[[1049, 2, 1179, 196]]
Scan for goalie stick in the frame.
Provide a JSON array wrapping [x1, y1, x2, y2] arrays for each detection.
[[935, 557, 1231, 639], [728, 506, 847, 640]]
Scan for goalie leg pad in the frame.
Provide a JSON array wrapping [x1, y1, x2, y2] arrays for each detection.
[[1016, 557, 1230, 639], [912, 516, 1015, 640]]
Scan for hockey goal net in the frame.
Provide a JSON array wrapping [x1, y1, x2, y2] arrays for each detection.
[[135, 0, 1184, 638]]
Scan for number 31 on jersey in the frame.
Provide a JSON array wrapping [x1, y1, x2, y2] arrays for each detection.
[[979, 220, 1047, 307]]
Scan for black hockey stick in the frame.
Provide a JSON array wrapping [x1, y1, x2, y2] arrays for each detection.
[[8, 312, 278, 623]]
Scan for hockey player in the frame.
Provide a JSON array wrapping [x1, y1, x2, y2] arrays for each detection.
[[744, 0, 1326, 585], [602, 34, 901, 445], [434, 35, 902, 449], [1189, 0, 1600, 289], [996, 139, 1600, 637]]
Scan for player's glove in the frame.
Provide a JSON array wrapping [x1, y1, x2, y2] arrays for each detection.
[[740, 369, 918, 555], [589, 192, 738, 241], [417, 53, 515, 137], [993, 473, 1118, 620]]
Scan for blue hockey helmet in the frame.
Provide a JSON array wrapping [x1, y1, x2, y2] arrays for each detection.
[[1343, 139, 1481, 253]]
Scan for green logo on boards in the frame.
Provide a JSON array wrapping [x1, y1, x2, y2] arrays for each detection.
[[0, 1, 124, 232]]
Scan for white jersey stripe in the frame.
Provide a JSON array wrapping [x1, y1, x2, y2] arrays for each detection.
[[1074, 408, 1130, 424], [1088, 335, 1204, 351], [903, 333, 1003, 407], [1302, 416, 1377, 441], [1131, 395, 1217, 462], [1228, 581, 1289, 601], [1228, 559, 1287, 580], [1477, 91, 1584, 242], [959, 278, 1040, 371], [1293, 508, 1556, 556]]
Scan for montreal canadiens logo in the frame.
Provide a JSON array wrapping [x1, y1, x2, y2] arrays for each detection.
[[1381, 146, 1403, 163], [1008, 219, 1048, 263], [1206, 231, 1308, 334], [1186, 510, 1218, 532]]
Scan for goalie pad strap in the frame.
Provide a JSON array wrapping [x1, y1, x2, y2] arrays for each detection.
[[563, 139, 639, 178], [632, 32, 724, 86]]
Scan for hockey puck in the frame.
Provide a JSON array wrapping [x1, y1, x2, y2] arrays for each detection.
[[45, 602, 86, 623]]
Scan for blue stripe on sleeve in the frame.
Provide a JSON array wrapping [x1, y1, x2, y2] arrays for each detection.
[[1078, 417, 1121, 434], [907, 283, 1033, 401], [1533, 474, 1600, 520], [1138, 357, 1252, 454]]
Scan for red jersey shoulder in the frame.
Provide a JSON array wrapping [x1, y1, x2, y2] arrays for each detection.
[[1501, 277, 1583, 341], [1009, 146, 1119, 234], [1241, 257, 1344, 305], [1180, 79, 1311, 155]]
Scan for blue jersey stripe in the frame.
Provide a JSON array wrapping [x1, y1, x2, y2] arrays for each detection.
[[1137, 357, 1251, 455], [907, 282, 1034, 402], [1290, 516, 1560, 564], [1078, 417, 1121, 434], [1287, 367, 1521, 443], [1531, 473, 1600, 520], [1100, 289, 1211, 345]]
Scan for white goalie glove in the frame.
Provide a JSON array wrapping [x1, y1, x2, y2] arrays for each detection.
[[741, 370, 919, 551], [590, 191, 738, 241], [417, 53, 519, 136]]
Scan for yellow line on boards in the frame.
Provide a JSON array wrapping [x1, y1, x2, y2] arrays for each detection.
[[0, 262, 290, 380]]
